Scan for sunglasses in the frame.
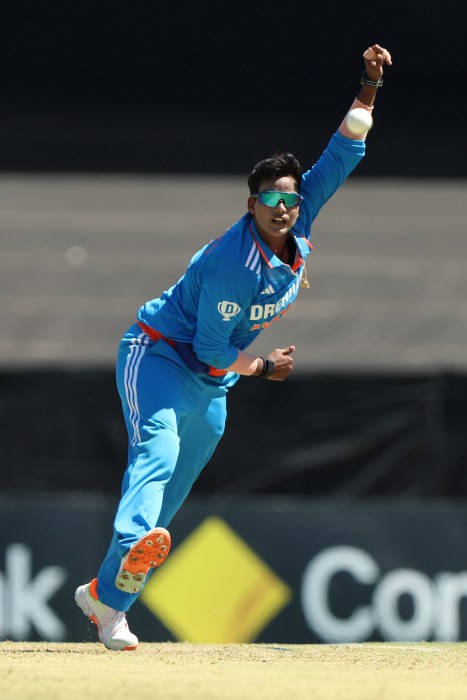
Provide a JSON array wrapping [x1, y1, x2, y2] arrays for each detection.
[[252, 191, 303, 208]]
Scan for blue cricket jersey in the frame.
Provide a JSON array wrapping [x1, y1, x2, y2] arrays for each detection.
[[138, 131, 365, 370]]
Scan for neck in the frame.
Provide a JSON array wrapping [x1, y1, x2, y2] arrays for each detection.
[[250, 220, 290, 261], [274, 236, 291, 264], [274, 238, 287, 254], [259, 231, 288, 255]]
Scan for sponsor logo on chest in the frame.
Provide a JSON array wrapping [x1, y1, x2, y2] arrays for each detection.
[[249, 278, 300, 330]]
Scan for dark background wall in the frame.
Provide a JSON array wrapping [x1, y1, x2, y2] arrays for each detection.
[[1, 1, 465, 175], [2, 369, 467, 498]]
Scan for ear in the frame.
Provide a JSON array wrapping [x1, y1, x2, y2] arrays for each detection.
[[247, 196, 256, 215]]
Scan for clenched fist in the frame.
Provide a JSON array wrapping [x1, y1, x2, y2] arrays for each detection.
[[267, 345, 296, 381]]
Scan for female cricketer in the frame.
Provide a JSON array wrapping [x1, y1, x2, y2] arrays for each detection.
[[75, 43, 392, 650]]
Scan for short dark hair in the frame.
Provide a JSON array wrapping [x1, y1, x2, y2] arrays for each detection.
[[247, 152, 302, 195]]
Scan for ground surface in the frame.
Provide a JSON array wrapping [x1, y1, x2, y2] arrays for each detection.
[[2, 642, 467, 699]]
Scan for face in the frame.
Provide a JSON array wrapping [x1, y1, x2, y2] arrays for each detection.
[[248, 176, 300, 247]]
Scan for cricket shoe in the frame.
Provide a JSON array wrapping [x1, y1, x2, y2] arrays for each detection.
[[115, 527, 171, 594], [74, 578, 138, 651]]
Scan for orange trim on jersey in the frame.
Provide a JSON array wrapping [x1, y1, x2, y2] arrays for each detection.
[[299, 236, 314, 252], [137, 321, 228, 377], [203, 239, 220, 255], [138, 322, 176, 348], [207, 366, 230, 377], [291, 256, 303, 272]]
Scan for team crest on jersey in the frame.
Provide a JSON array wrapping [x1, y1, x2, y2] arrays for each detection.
[[217, 301, 241, 321]]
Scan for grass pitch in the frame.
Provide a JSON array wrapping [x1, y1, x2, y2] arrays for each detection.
[[2, 642, 467, 699]]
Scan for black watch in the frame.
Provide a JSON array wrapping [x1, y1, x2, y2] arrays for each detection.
[[256, 357, 275, 378], [361, 71, 383, 88]]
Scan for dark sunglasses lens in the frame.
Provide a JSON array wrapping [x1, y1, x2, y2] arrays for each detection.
[[259, 192, 300, 207]]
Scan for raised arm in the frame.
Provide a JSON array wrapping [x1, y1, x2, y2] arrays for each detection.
[[339, 44, 392, 139], [359, 44, 393, 107]]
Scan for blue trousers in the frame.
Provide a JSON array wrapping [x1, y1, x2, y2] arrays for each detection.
[[97, 324, 236, 611]]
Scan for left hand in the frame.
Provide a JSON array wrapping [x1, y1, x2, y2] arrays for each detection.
[[363, 44, 392, 81], [266, 345, 295, 381]]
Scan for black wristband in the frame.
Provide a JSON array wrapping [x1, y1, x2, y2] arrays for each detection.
[[360, 70, 383, 88], [257, 357, 275, 378]]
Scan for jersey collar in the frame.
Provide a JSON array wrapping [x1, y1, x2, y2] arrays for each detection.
[[248, 219, 312, 272]]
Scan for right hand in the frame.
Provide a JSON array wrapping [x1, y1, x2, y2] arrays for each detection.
[[267, 345, 295, 381], [363, 44, 392, 82]]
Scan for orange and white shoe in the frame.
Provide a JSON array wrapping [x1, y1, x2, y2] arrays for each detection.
[[115, 527, 171, 594], [74, 578, 138, 651]]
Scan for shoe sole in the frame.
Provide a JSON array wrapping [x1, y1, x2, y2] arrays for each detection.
[[75, 582, 138, 651], [115, 527, 171, 594]]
